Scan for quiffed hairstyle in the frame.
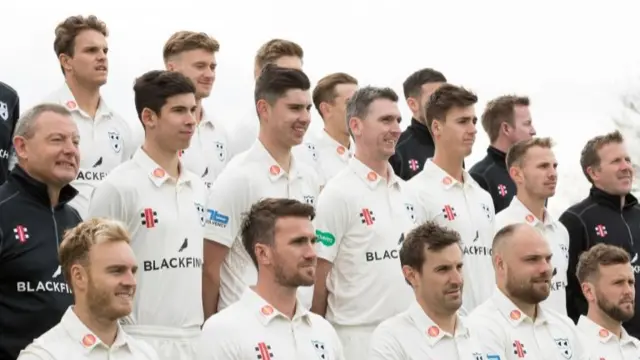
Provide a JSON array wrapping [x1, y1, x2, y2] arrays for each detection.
[[425, 84, 478, 130], [576, 243, 631, 283], [481, 95, 530, 143], [133, 70, 196, 126], [400, 221, 462, 274], [312, 72, 358, 118], [254, 64, 310, 107], [402, 68, 447, 100], [240, 198, 315, 268], [163, 31, 220, 61], [580, 130, 626, 183], [255, 39, 304, 71], [54, 15, 108, 75], [506, 137, 554, 169], [59, 218, 131, 289]]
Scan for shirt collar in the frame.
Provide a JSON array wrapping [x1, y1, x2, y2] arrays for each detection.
[[509, 197, 557, 229], [318, 130, 354, 162], [424, 159, 474, 190], [249, 140, 303, 182], [240, 287, 311, 326], [349, 156, 400, 190], [578, 315, 638, 346], [199, 107, 217, 129], [61, 306, 130, 354], [54, 82, 113, 120], [493, 287, 548, 327], [407, 299, 470, 347], [132, 148, 194, 187]]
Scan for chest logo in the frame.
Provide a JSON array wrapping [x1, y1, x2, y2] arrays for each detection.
[[554, 338, 572, 359], [442, 205, 457, 221], [408, 159, 420, 172], [214, 141, 226, 162], [303, 195, 315, 206], [141, 208, 159, 228], [195, 202, 206, 227], [359, 208, 375, 226], [512, 340, 527, 358], [497, 184, 508, 197], [108, 130, 122, 153], [405, 203, 416, 223], [311, 340, 327, 359], [595, 224, 608, 237], [482, 203, 493, 220], [13, 225, 29, 243], [255, 342, 274, 360], [305, 143, 319, 162], [0, 101, 7, 121]]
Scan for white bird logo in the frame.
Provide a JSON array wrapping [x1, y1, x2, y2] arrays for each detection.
[[52, 266, 61, 278]]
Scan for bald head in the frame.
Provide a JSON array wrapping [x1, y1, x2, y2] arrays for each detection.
[[492, 223, 553, 266]]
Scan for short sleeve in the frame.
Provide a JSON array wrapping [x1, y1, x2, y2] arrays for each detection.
[[195, 318, 242, 360], [204, 169, 248, 247], [466, 314, 508, 359], [368, 323, 405, 360], [87, 180, 129, 222], [313, 186, 349, 263]]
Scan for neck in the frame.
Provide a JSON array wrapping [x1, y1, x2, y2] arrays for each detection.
[[253, 278, 298, 319], [432, 149, 464, 182], [324, 124, 350, 148], [48, 186, 62, 207], [142, 140, 180, 178], [516, 192, 547, 220], [195, 99, 204, 125], [412, 114, 424, 125], [66, 78, 100, 118], [588, 307, 624, 338], [491, 139, 512, 154], [72, 303, 118, 346], [258, 131, 292, 172], [417, 296, 457, 335], [354, 148, 389, 181], [503, 288, 538, 319]]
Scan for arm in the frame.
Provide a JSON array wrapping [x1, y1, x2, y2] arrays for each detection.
[[368, 324, 406, 360], [202, 241, 228, 319], [87, 181, 128, 221], [559, 210, 589, 324]]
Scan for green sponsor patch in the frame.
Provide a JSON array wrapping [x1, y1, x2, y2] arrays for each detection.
[[315, 229, 336, 247]]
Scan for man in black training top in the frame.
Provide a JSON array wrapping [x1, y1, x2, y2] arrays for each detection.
[[0, 104, 82, 360], [470, 95, 536, 213], [0, 81, 20, 185], [389, 68, 446, 180], [560, 130, 640, 339]]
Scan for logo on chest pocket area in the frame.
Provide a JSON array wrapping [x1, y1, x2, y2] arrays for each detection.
[[108, 130, 123, 153], [404, 203, 415, 223], [303, 195, 315, 206], [194, 202, 206, 226], [214, 141, 226, 162]]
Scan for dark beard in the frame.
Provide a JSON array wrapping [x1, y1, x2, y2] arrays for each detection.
[[597, 296, 634, 322]]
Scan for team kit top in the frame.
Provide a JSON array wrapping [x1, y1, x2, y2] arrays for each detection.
[[468, 288, 589, 360], [204, 140, 321, 310], [17, 307, 159, 360], [407, 159, 496, 312], [313, 158, 415, 326], [469, 146, 517, 214], [0, 81, 19, 185], [577, 315, 640, 360], [88, 148, 207, 329], [196, 288, 344, 360], [368, 300, 487, 360], [295, 130, 355, 186]]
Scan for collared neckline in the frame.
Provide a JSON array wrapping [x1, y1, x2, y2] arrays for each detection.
[[423, 159, 474, 191], [61, 306, 130, 354], [132, 148, 195, 187], [589, 186, 638, 211], [54, 82, 114, 120], [492, 287, 547, 327], [9, 165, 78, 208], [509, 197, 556, 229], [407, 299, 469, 347], [198, 107, 218, 129], [240, 287, 311, 326], [319, 129, 354, 162], [487, 146, 507, 169], [349, 156, 400, 190], [249, 140, 304, 182], [577, 315, 637, 346], [407, 118, 434, 145]]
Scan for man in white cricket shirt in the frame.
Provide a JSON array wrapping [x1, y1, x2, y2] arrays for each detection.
[[294, 72, 358, 186], [369, 221, 488, 360], [407, 84, 496, 312], [496, 137, 570, 314], [311, 86, 415, 359], [227, 39, 304, 160], [468, 223, 590, 360], [163, 31, 229, 190], [202, 65, 320, 318], [33, 15, 139, 218], [575, 243, 640, 359], [88, 70, 206, 360], [196, 198, 344, 360], [18, 218, 158, 360]]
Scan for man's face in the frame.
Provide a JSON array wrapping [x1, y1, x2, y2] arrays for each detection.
[[85, 241, 137, 321], [416, 82, 445, 123], [15, 112, 80, 187], [590, 142, 634, 195], [270, 217, 317, 288], [591, 263, 636, 322], [261, 89, 312, 148], [167, 49, 216, 99], [505, 105, 536, 144], [502, 227, 553, 305], [63, 30, 108, 87], [350, 98, 402, 161], [145, 93, 197, 152], [518, 146, 558, 199], [432, 106, 477, 158], [324, 83, 358, 136], [413, 244, 464, 314]]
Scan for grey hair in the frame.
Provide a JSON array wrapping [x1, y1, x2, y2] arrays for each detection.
[[14, 103, 71, 139], [345, 86, 399, 137]]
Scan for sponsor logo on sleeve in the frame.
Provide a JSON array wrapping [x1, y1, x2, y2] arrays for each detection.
[[207, 209, 229, 228], [315, 229, 335, 247]]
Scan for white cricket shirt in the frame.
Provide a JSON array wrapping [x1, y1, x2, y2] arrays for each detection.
[[196, 288, 344, 360], [46, 83, 140, 219], [226, 109, 258, 161], [496, 197, 570, 315], [204, 140, 321, 310], [368, 299, 488, 360], [87, 149, 206, 329], [314, 157, 415, 326], [577, 315, 640, 360], [407, 159, 496, 312], [179, 109, 229, 190], [17, 307, 158, 360], [293, 130, 355, 186], [467, 288, 590, 360]]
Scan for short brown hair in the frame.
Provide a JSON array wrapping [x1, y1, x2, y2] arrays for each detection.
[[400, 221, 461, 273], [163, 31, 220, 61], [576, 243, 630, 283], [59, 218, 131, 290], [54, 15, 108, 74], [255, 39, 304, 71], [580, 130, 625, 183], [312, 72, 358, 118], [241, 198, 315, 268], [481, 95, 530, 143], [425, 84, 478, 130], [506, 137, 554, 169], [402, 68, 447, 99]]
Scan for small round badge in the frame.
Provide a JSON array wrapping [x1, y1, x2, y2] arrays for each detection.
[[510, 310, 521, 320], [260, 305, 274, 316], [336, 146, 346, 155], [525, 214, 535, 223], [81, 334, 96, 347], [66, 100, 77, 110], [442, 177, 452, 185], [367, 171, 377, 181], [152, 168, 166, 178], [427, 326, 440, 337], [269, 165, 280, 175], [598, 328, 609, 338]]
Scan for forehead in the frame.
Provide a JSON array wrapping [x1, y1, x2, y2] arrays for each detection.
[[274, 216, 314, 238], [420, 82, 445, 99], [598, 262, 634, 279], [176, 48, 215, 62], [365, 98, 401, 119], [509, 227, 551, 257], [444, 105, 475, 121], [162, 93, 197, 109], [277, 89, 311, 106], [74, 29, 107, 47], [423, 243, 462, 266], [597, 141, 627, 160], [33, 112, 78, 136], [89, 240, 136, 265], [513, 105, 531, 119], [523, 146, 555, 164]]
